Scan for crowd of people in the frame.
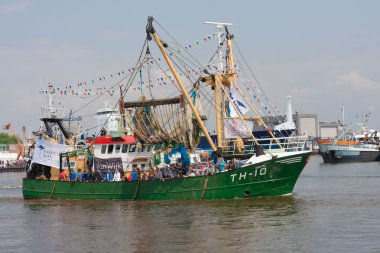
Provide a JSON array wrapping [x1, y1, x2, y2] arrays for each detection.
[[28, 157, 242, 182], [139, 158, 241, 181]]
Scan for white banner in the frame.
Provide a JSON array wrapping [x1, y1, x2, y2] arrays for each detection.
[[32, 137, 70, 168], [224, 119, 253, 138], [229, 85, 249, 117]]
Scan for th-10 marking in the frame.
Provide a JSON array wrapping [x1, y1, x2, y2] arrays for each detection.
[[230, 165, 267, 182]]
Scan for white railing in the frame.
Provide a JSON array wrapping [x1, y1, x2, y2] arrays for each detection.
[[220, 136, 310, 156]]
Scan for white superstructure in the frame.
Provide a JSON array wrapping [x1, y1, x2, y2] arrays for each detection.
[[94, 102, 123, 136], [274, 95, 296, 131]]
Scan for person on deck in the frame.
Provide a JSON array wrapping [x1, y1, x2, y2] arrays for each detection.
[[198, 162, 204, 172], [152, 167, 163, 181], [141, 171, 148, 180], [187, 165, 196, 177], [69, 169, 77, 181], [168, 168, 174, 179], [59, 170, 68, 181], [105, 170, 113, 182], [131, 168, 138, 181], [76, 169, 83, 182], [160, 166, 166, 178], [219, 158, 227, 172], [113, 169, 121, 182], [82, 170, 90, 182], [148, 169, 155, 180], [236, 137, 244, 154]]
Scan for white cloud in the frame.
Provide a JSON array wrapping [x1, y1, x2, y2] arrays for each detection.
[[0, 0, 29, 14], [327, 71, 380, 93], [291, 87, 315, 97]]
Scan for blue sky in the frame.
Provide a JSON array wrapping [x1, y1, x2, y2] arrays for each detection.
[[1, 0, 379, 136]]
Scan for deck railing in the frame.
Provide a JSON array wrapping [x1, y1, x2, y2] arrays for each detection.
[[220, 136, 310, 156]]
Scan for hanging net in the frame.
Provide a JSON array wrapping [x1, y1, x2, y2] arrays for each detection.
[[124, 93, 205, 150]]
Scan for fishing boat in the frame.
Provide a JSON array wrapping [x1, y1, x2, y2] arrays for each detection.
[[319, 121, 380, 163], [22, 17, 312, 200], [321, 143, 380, 163]]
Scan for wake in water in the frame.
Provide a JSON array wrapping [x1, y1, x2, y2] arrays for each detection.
[[0, 185, 22, 189]]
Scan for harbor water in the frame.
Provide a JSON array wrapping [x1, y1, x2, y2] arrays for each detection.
[[1, 155, 379, 253]]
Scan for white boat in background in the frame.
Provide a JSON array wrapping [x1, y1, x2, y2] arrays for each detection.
[[0, 151, 18, 167], [319, 122, 380, 163], [93, 102, 129, 136]]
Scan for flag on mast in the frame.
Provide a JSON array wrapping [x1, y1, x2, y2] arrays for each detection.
[[228, 85, 249, 117], [2, 123, 11, 130]]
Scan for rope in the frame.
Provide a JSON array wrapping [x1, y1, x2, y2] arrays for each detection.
[[154, 20, 205, 71], [200, 175, 208, 200], [233, 40, 279, 116], [49, 182, 56, 199], [133, 180, 140, 200]]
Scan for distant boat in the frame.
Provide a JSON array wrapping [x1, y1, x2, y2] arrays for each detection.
[[321, 143, 380, 163], [317, 139, 359, 154], [0, 151, 18, 167], [318, 121, 380, 163]]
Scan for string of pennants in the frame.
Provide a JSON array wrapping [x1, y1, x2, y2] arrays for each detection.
[[241, 82, 280, 116], [40, 79, 277, 117], [39, 32, 221, 95], [39, 60, 225, 97], [39, 31, 277, 117], [39, 33, 224, 96], [183, 32, 224, 51], [41, 82, 276, 119]]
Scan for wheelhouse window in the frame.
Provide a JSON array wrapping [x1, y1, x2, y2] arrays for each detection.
[[122, 144, 128, 153], [129, 144, 136, 153], [101, 145, 107, 154], [108, 144, 114, 154], [63, 161, 76, 169], [115, 144, 121, 154]]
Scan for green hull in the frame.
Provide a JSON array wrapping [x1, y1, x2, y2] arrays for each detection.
[[23, 151, 312, 200]]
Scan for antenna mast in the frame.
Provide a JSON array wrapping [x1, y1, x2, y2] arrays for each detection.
[[41, 83, 64, 118], [204, 21, 233, 73]]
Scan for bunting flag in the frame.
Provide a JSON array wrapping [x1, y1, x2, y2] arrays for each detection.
[[182, 32, 221, 51]]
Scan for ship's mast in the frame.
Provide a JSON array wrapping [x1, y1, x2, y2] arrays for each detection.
[[204, 22, 233, 149], [204, 22, 232, 73], [202, 22, 282, 149], [342, 105, 345, 130], [146, 16, 219, 153], [119, 85, 127, 134], [41, 83, 64, 119]]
